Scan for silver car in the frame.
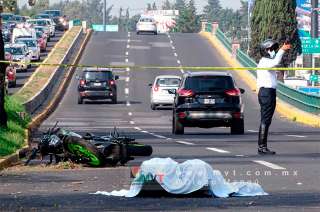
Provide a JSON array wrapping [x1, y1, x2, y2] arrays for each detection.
[[136, 17, 157, 35], [15, 38, 41, 61]]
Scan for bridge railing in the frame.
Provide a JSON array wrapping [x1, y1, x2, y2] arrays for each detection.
[[204, 23, 320, 115]]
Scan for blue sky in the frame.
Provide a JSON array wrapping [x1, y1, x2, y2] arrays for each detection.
[[19, 0, 242, 15]]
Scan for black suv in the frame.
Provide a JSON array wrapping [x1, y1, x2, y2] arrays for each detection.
[[77, 68, 119, 104], [171, 72, 245, 135]]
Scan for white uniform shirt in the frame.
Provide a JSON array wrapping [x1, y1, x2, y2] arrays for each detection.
[[257, 49, 285, 89]]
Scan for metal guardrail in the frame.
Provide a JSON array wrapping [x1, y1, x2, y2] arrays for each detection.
[[216, 28, 232, 53], [205, 23, 212, 33], [213, 28, 320, 115]]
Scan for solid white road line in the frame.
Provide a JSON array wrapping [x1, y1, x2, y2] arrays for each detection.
[[286, 135, 307, 138], [125, 88, 129, 95], [247, 130, 258, 133], [134, 127, 142, 131], [176, 141, 195, 146], [253, 160, 286, 170], [206, 147, 230, 154], [129, 121, 135, 125]]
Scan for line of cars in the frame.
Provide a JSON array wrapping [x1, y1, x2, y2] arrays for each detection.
[[2, 10, 67, 92]]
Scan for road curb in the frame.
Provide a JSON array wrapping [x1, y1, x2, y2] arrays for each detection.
[[0, 29, 93, 171], [199, 31, 320, 128]]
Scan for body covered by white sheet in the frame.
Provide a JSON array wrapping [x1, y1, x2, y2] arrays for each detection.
[[92, 158, 268, 198]]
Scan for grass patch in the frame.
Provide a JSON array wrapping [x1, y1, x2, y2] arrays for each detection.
[[0, 96, 31, 157], [14, 26, 82, 103]]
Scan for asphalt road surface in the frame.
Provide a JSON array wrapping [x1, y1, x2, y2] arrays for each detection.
[[1, 31, 320, 211], [8, 31, 64, 95]]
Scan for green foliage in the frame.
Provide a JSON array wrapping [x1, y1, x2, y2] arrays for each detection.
[[203, 0, 222, 22], [162, 0, 173, 10], [0, 97, 30, 157], [3, 0, 18, 13], [249, 0, 302, 66], [175, 0, 200, 33]]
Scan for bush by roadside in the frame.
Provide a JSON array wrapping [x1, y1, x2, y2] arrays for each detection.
[[0, 97, 30, 157]]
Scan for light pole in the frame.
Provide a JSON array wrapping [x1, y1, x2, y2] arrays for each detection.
[[103, 0, 106, 31], [311, 0, 318, 87]]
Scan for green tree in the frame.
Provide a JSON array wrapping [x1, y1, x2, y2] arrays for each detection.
[[203, 0, 222, 22], [3, 0, 18, 13], [152, 2, 157, 10], [162, 0, 172, 10], [174, 0, 186, 11], [249, 0, 302, 67], [147, 3, 152, 11], [175, 0, 198, 33]]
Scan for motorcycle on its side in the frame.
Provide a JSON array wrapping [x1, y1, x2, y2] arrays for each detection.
[[25, 122, 153, 167]]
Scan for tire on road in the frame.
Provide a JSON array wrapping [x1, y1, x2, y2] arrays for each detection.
[[78, 96, 83, 104], [231, 119, 244, 135], [172, 113, 184, 134], [63, 137, 105, 167], [127, 144, 153, 156], [151, 103, 157, 110]]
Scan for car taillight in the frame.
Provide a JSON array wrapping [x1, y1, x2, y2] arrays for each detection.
[[177, 89, 194, 97], [109, 80, 115, 86], [7, 71, 14, 78], [233, 112, 242, 119], [153, 86, 159, 92], [80, 79, 86, 86], [178, 112, 187, 119], [225, 88, 241, 96]]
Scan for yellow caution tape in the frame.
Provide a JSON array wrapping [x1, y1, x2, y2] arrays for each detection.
[[1, 60, 320, 71]]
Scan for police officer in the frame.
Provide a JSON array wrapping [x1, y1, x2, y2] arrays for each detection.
[[257, 39, 291, 155]]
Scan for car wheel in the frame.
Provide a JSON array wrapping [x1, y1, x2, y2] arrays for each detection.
[[231, 119, 244, 135], [111, 95, 117, 104], [78, 96, 83, 104], [151, 103, 157, 110], [154, 32, 157, 35], [137, 31, 140, 35], [172, 112, 184, 135]]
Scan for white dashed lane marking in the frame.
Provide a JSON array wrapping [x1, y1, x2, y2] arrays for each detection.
[[177, 60, 181, 64], [206, 147, 230, 154], [253, 160, 286, 170], [126, 77, 130, 82], [134, 127, 142, 131], [174, 52, 178, 57], [129, 121, 135, 125], [247, 130, 258, 133], [126, 101, 131, 106], [125, 88, 129, 95], [128, 112, 133, 116], [286, 135, 307, 138], [175, 141, 195, 146]]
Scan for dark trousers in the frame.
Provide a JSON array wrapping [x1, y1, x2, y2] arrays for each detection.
[[258, 88, 276, 147], [258, 87, 276, 126]]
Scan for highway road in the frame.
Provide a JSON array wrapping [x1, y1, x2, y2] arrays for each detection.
[[1, 31, 320, 211], [8, 31, 64, 95]]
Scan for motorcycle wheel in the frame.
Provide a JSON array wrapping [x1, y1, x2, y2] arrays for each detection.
[[64, 138, 105, 167], [126, 144, 153, 157]]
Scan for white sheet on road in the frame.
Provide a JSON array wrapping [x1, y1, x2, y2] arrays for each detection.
[[92, 158, 268, 198]]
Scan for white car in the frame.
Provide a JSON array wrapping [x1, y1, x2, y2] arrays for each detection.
[[5, 43, 31, 72], [27, 19, 55, 37], [136, 17, 157, 35], [15, 38, 40, 61], [150, 75, 181, 110]]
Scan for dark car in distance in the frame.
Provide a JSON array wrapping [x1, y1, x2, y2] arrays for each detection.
[[170, 71, 245, 135], [77, 68, 119, 104]]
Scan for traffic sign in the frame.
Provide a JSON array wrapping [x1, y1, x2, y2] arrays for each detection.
[[309, 74, 319, 82], [301, 38, 320, 53]]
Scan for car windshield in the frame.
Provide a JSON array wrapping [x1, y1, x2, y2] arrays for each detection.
[[1, 14, 13, 21], [44, 10, 61, 17], [36, 31, 43, 38], [185, 76, 234, 92], [5, 47, 24, 55], [36, 14, 50, 19], [140, 18, 154, 22], [17, 40, 37, 47], [30, 20, 47, 26], [83, 71, 112, 81], [156, 78, 181, 87]]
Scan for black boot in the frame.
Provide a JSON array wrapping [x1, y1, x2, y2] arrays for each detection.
[[258, 124, 276, 155]]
